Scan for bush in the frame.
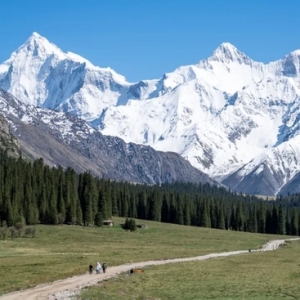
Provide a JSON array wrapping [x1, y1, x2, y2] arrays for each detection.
[[123, 218, 137, 231], [25, 227, 36, 238], [15, 222, 24, 237], [9, 226, 16, 239], [0, 227, 7, 240], [58, 213, 65, 225]]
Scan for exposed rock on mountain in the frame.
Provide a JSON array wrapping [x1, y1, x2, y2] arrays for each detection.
[[0, 89, 216, 186], [0, 113, 21, 158]]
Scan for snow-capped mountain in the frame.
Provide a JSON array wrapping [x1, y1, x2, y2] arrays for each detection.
[[0, 88, 215, 185], [2, 33, 300, 195], [96, 44, 300, 195], [0, 32, 130, 122]]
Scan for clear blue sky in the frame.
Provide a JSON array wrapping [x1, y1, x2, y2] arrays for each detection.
[[0, 0, 299, 82]]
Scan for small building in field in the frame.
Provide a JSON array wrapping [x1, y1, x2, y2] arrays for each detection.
[[137, 224, 147, 229], [103, 220, 114, 226]]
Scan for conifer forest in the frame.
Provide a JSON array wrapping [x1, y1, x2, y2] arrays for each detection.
[[0, 150, 300, 236]]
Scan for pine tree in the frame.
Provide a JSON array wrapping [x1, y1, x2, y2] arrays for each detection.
[[217, 204, 225, 230], [210, 199, 217, 228], [94, 211, 103, 227], [104, 181, 112, 218], [271, 205, 278, 234], [176, 194, 184, 225], [147, 191, 160, 221], [24, 184, 36, 225], [111, 189, 119, 216], [82, 173, 98, 225], [98, 189, 108, 220], [137, 192, 147, 219], [285, 209, 291, 235], [130, 192, 137, 218], [236, 202, 244, 231], [161, 193, 169, 223], [57, 183, 66, 219], [76, 199, 83, 225], [277, 205, 285, 235], [123, 218, 137, 231], [249, 207, 258, 233], [298, 211, 300, 236], [183, 200, 191, 226], [199, 200, 210, 228], [39, 184, 48, 223], [257, 203, 266, 233], [122, 192, 129, 217], [69, 170, 80, 224], [169, 193, 177, 224], [120, 187, 129, 217], [6, 198, 14, 227], [48, 185, 58, 225], [291, 208, 298, 236]]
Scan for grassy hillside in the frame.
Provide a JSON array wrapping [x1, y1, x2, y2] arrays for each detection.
[[0, 217, 290, 295], [80, 240, 300, 300]]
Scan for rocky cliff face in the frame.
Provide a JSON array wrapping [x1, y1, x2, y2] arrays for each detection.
[[0, 113, 21, 158]]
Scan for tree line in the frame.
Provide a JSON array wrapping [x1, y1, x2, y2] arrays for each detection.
[[0, 150, 299, 236]]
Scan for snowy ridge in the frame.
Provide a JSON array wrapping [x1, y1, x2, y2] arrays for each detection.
[[0, 88, 216, 186], [0, 32, 129, 122], [2, 34, 300, 194], [0, 89, 96, 143]]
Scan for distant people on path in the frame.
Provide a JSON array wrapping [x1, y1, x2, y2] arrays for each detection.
[[102, 262, 107, 273], [89, 263, 93, 274], [96, 262, 102, 274]]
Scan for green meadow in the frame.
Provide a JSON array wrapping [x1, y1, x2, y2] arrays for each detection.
[[0, 218, 290, 296], [80, 240, 300, 300]]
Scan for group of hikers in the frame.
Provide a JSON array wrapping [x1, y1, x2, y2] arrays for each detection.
[[89, 262, 107, 274]]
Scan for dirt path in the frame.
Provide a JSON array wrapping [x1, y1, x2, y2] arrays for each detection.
[[1, 238, 299, 300]]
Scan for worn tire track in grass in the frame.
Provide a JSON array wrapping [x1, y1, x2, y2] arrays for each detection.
[[1, 238, 299, 300]]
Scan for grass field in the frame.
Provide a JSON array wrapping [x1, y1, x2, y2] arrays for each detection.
[[80, 240, 300, 300], [0, 217, 290, 295]]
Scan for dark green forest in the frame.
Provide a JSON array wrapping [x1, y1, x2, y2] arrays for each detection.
[[0, 150, 300, 236]]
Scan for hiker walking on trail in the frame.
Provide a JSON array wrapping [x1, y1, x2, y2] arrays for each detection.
[[95, 262, 102, 274], [102, 262, 107, 273], [88, 263, 93, 274]]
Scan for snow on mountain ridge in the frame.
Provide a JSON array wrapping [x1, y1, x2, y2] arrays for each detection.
[[2, 33, 300, 194], [210, 42, 252, 64], [0, 32, 129, 121], [95, 41, 300, 193]]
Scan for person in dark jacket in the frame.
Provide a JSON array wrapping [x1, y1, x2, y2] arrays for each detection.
[[89, 263, 93, 274], [102, 262, 107, 273]]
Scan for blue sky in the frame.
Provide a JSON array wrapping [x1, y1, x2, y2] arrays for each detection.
[[0, 0, 299, 82]]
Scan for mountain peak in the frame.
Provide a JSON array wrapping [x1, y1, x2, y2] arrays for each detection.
[[218, 42, 238, 50], [25, 32, 51, 46], [30, 32, 43, 38], [210, 42, 251, 64], [288, 48, 300, 57], [17, 32, 64, 59]]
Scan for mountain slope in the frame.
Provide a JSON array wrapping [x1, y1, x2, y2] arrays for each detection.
[[2, 33, 300, 194], [0, 88, 216, 185], [0, 113, 21, 158], [223, 136, 300, 195]]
